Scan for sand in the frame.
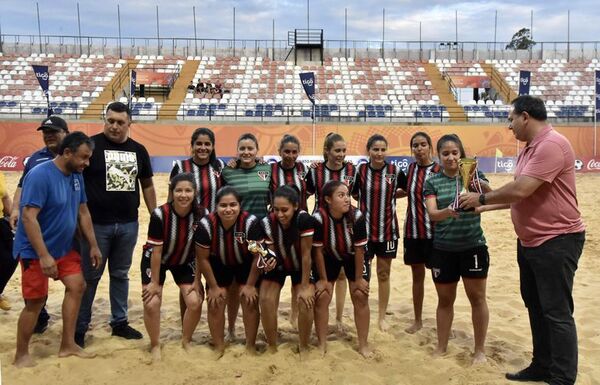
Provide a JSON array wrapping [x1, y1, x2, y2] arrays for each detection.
[[0, 172, 598, 385]]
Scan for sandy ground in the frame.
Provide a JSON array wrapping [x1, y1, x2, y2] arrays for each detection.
[[0, 172, 598, 385]]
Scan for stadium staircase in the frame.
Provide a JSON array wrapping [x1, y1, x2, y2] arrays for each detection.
[[80, 59, 139, 119], [158, 60, 200, 120], [481, 63, 517, 104], [423, 63, 467, 122]]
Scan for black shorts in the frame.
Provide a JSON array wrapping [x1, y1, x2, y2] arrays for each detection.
[[140, 247, 196, 286], [209, 258, 253, 288], [365, 240, 398, 259], [429, 245, 489, 284], [262, 266, 314, 287], [403, 238, 434, 266], [314, 254, 371, 282]]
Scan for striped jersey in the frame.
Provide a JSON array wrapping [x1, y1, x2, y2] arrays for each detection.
[[423, 170, 488, 251], [308, 162, 356, 213], [353, 162, 407, 242], [146, 203, 208, 266], [194, 211, 261, 267], [260, 211, 314, 272], [222, 163, 271, 219], [404, 162, 441, 240], [269, 161, 313, 211], [313, 207, 368, 261], [170, 158, 224, 212]]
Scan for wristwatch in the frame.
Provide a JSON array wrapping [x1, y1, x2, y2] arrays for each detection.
[[478, 193, 486, 205]]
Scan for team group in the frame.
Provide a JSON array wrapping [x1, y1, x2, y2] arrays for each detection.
[[4, 97, 586, 385]]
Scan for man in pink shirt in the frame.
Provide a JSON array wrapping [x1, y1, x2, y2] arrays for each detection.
[[460, 95, 585, 385]]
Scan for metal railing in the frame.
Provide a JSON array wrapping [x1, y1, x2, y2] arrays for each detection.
[[2, 33, 600, 61], [0, 101, 594, 125]]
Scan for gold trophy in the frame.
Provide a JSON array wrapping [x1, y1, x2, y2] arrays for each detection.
[[453, 158, 483, 211], [248, 240, 277, 269]]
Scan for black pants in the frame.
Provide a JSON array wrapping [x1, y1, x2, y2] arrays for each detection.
[[517, 232, 585, 385], [0, 218, 18, 294]]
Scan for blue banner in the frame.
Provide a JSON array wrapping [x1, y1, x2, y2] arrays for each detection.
[[595, 70, 600, 120], [299, 72, 316, 105], [130, 70, 137, 102], [518, 70, 531, 96], [31, 65, 52, 117]]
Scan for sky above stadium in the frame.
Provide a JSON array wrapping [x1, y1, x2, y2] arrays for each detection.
[[1, 0, 599, 43]]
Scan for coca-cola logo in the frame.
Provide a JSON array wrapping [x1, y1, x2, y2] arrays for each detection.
[[587, 159, 600, 170], [0, 156, 18, 168]]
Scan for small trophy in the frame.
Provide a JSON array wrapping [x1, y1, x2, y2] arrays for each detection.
[[452, 158, 483, 211], [248, 240, 277, 269]]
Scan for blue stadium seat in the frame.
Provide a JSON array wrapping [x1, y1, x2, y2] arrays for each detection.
[[368, 111, 376, 118], [302, 110, 312, 117], [197, 110, 206, 117], [264, 111, 273, 117], [186, 110, 196, 116], [50, 102, 58, 108], [274, 104, 284, 111], [143, 103, 152, 110], [69, 102, 78, 109], [0, 101, 6, 108], [32, 107, 42, 114], [7, 101, 17, 108], [254, 110, 263, 117], [53, 108, 63, 114], [218, 104, 227, 110], [358, 111, 366, 118], [245, 110, 253, 117], [131, 109, 141, 116], [376, 111, 385, 118], [199, 104, 208, 111]]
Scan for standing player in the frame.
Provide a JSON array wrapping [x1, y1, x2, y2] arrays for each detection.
[[403, 132, 441, 334], [141, 173, 206, 362], [0, 171, 14, 311], [258, 185, 315, 353], [424, 134, 491, 364], [195, 186, 262, 355], [169, 127, 223, 212], [352, 134, 407, 331], [313, 181, 371, 357], [308, 133, 356, 332], [269, 134, 313, 326], [221, 133, 270, 340]]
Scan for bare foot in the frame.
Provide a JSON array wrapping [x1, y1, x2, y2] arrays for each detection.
[[244, 345, 257, 356], [213, 346, 225, 360], [472, 351, 487, 365], [13, 353, 36, 368], [267, 345, 278, 354], [182, 339, 192, 352], [150, 345, 162, 363], [378, 318, 390, 332], [404, 321, 423, 334], [58, 345, 96, 359], [432, 346, 447, 357], [298, 344, 310, 361], [336, 320, 347, 336], [226, 329, 236, 343], [358, 345, 373, 359], [318, 343, 327, 357]]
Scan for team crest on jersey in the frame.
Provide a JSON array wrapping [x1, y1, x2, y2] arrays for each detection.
[[384, 174, 396, 184], [298, 171, 307, 179], [73, 178, 81, 191], [342, 176, 354, 186], [432, 268, 441, 278], [234, 232, 246, 244], [146, 268, 152, 278], [348, 227, 353, 236], [212, 170, 221, 178], [257, 171, 270, 181]]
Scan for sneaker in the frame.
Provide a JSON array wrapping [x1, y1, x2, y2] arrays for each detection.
[[111, 322, 143, 340], [75, 332, 86, 348], [0, 294, 11, 311]]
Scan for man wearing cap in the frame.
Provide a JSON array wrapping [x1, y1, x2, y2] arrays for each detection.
[[8, 116, 70, 332], [75, 101, 156, 347]]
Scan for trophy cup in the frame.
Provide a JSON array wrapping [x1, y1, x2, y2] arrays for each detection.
[[248, 240, 277, 269], [452, 158, 483, 211]]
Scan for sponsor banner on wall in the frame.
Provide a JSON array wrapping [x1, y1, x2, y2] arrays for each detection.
[[0, 154, 26, 171], [574, 157, 600, 173]]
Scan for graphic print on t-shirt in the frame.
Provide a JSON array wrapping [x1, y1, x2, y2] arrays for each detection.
[[104, 150, 138, 191]]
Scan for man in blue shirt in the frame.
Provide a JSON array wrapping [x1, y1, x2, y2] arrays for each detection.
[[12, 132, 101, 368], [9, 116, 69, 333]]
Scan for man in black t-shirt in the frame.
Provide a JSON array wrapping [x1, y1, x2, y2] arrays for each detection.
[[75, 102, 156, 347]]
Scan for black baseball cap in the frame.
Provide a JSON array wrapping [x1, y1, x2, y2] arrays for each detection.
[[37, 116, 69, 132]]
